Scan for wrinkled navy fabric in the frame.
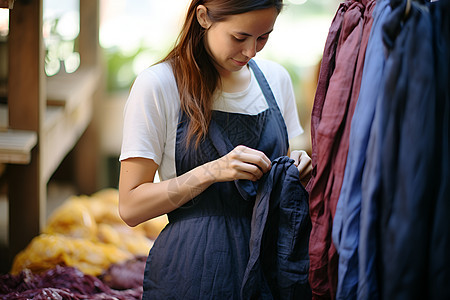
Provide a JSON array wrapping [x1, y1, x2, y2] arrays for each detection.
[[361, 0, 450, 299], [380, 1, 437, 299], [355, 3, 391, 300], [142, 59, 293, 299], [241, 156, 312, 300], [428, 1, 450, 298]]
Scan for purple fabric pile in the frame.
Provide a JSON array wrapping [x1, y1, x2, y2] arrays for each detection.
[[0, 257, 147, 300], [99, 256, 146, 290]]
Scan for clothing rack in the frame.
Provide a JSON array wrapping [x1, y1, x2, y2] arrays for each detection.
[[307, 0, 450, 298]]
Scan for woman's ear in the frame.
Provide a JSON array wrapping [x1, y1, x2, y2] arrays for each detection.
[[196, 5, 212, 29]]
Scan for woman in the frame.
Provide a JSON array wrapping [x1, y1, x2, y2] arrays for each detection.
[[119, 0, 312, 298]]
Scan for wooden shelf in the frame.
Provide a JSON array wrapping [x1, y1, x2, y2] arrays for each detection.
[[3, 0, 102, 269], [0, 66, 100, 172], [47, 67, 100, 109], [43, 66, 100, 182], [0, 105, 37, 165], [0, 129, 37, 164]]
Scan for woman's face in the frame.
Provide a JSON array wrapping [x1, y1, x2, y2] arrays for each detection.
[[199, 7, 279, 76]]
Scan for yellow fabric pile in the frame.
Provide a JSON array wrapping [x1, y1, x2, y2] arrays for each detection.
[[11, 188, 168, 276], [11, 234, 132, 276]]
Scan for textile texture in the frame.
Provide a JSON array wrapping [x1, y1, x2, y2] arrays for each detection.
[[308, 1, 374, 298]]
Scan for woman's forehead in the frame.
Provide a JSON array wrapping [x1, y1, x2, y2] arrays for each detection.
[[213, 7, 278, 33]]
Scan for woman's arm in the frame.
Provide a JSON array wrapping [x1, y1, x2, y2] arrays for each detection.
[[119, 145, 271, 227]]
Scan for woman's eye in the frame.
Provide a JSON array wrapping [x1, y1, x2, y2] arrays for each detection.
[[233, 36, 246, 42], [258, 35, 269, 41]]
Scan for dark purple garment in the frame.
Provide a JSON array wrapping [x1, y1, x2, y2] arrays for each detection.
[[306, 4, 348, 299], [331, 1, 390, 299], [308, 1, 374, 298]]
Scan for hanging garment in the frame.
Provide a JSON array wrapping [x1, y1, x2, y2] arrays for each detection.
[[331, 1, 390, 299], [307, 2, 355, 298], [362, 0, 450, 298], [379, 1, 436, 299], [309, 2, 348, 163], [241, 156, 311, 299], [142, 60, 295, 299], [307, 1, 373, 298], [428, 1, 450, 298]]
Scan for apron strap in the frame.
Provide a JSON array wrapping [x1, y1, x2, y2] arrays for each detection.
[[248, 59, 278, 110]]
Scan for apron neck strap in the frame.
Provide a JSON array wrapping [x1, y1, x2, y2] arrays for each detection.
[[248, 59, 278, 109]]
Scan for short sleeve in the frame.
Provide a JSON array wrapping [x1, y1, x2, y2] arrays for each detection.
[[279, 66, 304, 139], [119, 67, 168, 165]]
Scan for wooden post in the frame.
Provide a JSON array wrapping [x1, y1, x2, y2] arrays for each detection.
[[7, 0, 46, 261], [79, 0, 100, 68], [74, 0, 102, 195]]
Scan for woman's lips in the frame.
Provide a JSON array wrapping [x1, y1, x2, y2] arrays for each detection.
[[232, 59, 248, 66]]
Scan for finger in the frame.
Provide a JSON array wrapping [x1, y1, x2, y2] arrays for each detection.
[[297, 156, 310, 173], [239, 165, 264, 181], [241, 154, 271, 173], [291, 150, 311, 173], [289, 150, 302, 166], [295, 151, 311, 175], [233, 158, 265, 178], [231, 146, 271, 172], [225, 161, 263, 181]]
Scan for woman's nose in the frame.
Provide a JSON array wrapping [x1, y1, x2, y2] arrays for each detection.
[[242, 39, 257, 58]]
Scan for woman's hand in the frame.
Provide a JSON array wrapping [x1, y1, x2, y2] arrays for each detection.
[[290, 150, 312, 186], [204, 145, 272, 182], [118, 146, 271, 227]]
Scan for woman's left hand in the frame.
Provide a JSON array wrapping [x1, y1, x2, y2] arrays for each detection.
[[290, 150, 312, 186]]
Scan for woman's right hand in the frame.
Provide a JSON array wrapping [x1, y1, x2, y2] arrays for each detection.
[[119, 146, 271, 227], [204, 145, 272, 182]]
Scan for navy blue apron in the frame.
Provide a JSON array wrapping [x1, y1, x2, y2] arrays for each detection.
[[142, 59, 289, 299]]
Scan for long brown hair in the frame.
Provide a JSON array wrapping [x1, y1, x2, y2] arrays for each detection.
[[161, 0, 283, 148]]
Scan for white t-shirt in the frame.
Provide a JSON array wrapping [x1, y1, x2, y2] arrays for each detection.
[[120, 58, 303, 181]]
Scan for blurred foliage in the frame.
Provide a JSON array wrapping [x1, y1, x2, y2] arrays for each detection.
[[103, 44, 157, 92], [104, 47, 138, 92]]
